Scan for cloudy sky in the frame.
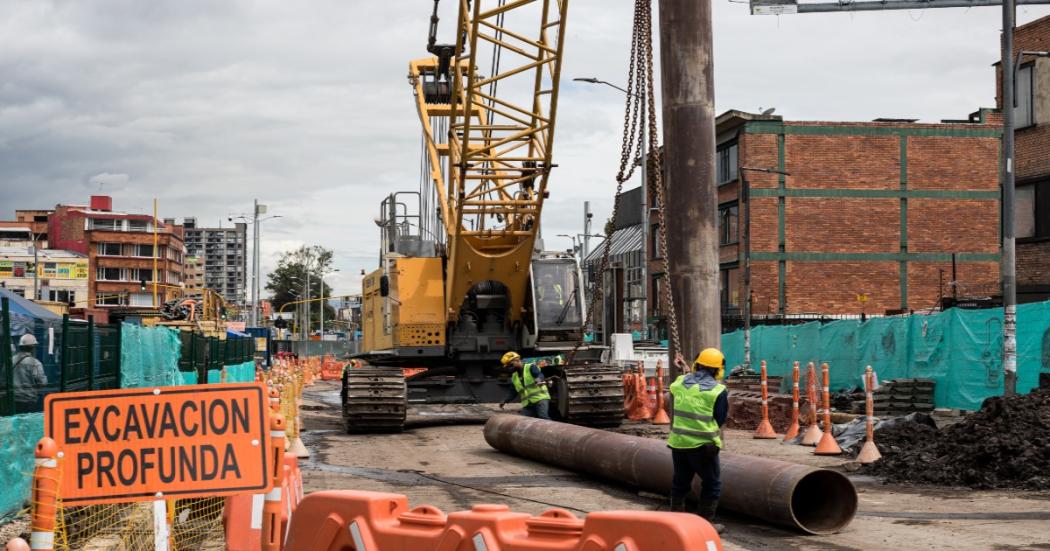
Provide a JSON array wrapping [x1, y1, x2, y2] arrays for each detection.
[[1, 1, 1047, 297]]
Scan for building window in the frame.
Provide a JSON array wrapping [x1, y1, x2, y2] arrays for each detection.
[[1018, 181, 1050, 239], [651, 224, 662, 259], [719, 203, 739, 245], [95, 292, 126, 306], [49, 290, 75, 304], [96, 267, 125, 281], [720, 266, 740, 314], [90, 218, 120, 231], [1017, 64, 1034, 129], [97, 242, 123, 256], [717, 142, 739, 185], [134, 244, 155, 257]]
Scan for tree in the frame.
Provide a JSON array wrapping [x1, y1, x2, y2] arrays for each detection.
[[265, 245, 336, 333]]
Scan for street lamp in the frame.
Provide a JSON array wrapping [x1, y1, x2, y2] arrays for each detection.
[[556, 234, 579, 258], [575, 76, 652, 339], [319, 269, 340, 338], [739, 166, 791, 371], [231, 207, 282, 327]]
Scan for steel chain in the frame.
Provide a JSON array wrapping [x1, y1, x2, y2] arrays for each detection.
[[571, 0, 681, 361]]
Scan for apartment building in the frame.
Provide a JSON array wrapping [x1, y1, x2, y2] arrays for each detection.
[[182, 218, 247, 307]]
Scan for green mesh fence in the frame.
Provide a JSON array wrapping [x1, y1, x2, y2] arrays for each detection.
[[0, 413, 43, 521], [119, 324, 182, 389], [723, 303, 1048, 410]]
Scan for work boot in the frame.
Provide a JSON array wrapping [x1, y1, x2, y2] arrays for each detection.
[[698, 498, 725, 534], [669, 496, 686, 512]]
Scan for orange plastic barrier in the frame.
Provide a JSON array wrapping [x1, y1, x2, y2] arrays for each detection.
[[284, 491, 722, 551], [623, 364, 653, 421], [320, 362, 344, 381], [224, 456, 304, 550]]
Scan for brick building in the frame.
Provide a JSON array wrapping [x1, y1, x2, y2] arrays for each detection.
[[1000, 15, 1050, 302], [48, 196, 186, 308], [0, 210, 52, 247], [644, 110, 1002, 337]]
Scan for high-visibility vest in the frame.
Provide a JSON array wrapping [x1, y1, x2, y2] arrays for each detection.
[[667, 376, 725, 450], [512, 364, 551, 406], [539, 283, 564, 305]]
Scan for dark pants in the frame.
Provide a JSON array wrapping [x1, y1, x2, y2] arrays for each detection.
[[671, 445, 721, 500], [520, 399, 551, 420]]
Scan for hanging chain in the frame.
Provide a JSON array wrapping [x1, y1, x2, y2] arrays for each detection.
[[571, 0, 680, 361]]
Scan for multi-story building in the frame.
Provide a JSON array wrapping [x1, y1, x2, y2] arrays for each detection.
[[1001, 15, 1050, 303], [184, 255, 205, 295], [182, 218, 247, 307], [0, 209, 51, 247], [589, 110, 1002, 341], [0, 247, 88, 304], [48, 195, 185, 308]]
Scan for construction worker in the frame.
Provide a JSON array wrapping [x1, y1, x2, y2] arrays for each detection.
[[667, 347, 728, 533], [12, 334, 47, 414], [498, 351, 552, 420], [536, 273, 563, 306]]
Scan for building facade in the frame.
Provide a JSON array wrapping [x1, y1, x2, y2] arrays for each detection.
[[183, 255, 205, 295], [641, 110, 1002, 338], [48, 196, 185, 308], [182, 218, 247, 307], [0, 247, 88, 304], [1001, 15, 1050, 303]]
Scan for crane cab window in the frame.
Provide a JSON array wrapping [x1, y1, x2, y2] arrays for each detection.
[[533, 261, 582, 329]]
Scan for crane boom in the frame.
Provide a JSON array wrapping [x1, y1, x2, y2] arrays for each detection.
[[410, 0, 570, 324]]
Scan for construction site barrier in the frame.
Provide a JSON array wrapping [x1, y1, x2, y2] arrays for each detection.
[[857, 366, 882, 464], [814, 363, 843, 456], [753, 360, 777, 439], [783, 361, 801, 442], [800, 362, 822, 446], [284, 490, 723, 551], [225, 454, 304, 551]]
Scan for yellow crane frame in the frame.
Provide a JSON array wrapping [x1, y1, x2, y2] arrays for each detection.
[[409, 0, 569, 324]]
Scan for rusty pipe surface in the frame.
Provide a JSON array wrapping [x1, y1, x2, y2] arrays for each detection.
[[484, 415, 857, 535]]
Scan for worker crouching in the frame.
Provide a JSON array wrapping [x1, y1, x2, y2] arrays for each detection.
[[668, 347, 728, 533], [499, 351, 552, 420]]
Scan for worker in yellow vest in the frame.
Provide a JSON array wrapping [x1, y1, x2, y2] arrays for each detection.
[[668, 348, 728, 533], [498, 351, 552, 420]]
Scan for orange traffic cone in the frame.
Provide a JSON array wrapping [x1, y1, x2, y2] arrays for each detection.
[[645, 376, 658, 413], [857, 366, 882, 464], [652, 359, 671, 425], [782, 361, 801, 442], [800, 362, 822, 446], [753, 360, 778, 439], [814, 362, 843, 455]]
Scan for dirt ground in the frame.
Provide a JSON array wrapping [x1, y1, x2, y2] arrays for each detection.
[[300, 381, 1050, 551]]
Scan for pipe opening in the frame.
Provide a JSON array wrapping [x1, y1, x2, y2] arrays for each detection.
[[790, 470, 858, 535]]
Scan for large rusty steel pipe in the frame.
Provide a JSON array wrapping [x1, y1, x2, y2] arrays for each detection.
[[484, 415, 857, 535]]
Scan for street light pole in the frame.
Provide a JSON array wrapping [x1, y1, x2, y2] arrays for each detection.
[[319, 270, 339, 338], [1002, 3, 1017, 396], [738, 167, 790, 371], [573, 77, 650, 339]]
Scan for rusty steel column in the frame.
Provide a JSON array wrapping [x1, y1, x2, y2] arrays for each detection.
[[658, 0, 721, 376], [484, 415, 857, 535]]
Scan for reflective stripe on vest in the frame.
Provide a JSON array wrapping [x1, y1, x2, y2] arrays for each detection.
[[667, 376, 725, 450], [512, 364, 551, 406]]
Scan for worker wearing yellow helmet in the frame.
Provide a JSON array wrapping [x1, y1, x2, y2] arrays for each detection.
[[498, 351, 552, 420], [667, 347, 728, 533]]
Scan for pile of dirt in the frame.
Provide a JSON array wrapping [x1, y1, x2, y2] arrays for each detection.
[[864, 389, 1050, 490]]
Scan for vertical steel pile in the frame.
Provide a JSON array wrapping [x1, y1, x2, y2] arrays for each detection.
[[484, 415, 857, 535]]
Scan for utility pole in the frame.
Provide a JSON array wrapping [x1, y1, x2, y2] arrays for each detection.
[[31, 233, 40, 301], [659, 0, 721, 377], [1002, 0, 1017, 395]]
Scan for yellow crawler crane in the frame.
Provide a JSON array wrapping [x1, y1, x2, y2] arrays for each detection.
[[346, 0, 623, 433]]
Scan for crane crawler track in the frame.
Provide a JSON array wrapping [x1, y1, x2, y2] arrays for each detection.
[[551, 364, 625, 428], [341, 367, 407, 433]]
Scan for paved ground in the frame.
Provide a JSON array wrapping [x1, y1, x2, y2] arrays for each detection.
[[301, 381, 1050, 551]]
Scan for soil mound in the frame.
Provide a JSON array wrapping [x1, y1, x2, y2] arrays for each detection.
[[864, 389, 1050, 490]]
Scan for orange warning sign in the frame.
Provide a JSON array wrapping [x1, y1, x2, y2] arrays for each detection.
[[45, 383, 273, 505]]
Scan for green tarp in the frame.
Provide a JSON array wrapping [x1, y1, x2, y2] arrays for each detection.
[[0, 413, 42, 521], [722, 303, 1047, 411]]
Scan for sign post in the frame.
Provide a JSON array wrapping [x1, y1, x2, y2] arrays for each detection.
[[44, 383, 273, 505]]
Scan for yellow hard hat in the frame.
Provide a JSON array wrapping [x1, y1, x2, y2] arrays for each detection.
[[501, 351, 521, 366], [694, 348, 726, 380]]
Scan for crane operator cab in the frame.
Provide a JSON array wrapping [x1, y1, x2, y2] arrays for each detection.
[[528, 251, 585, 350]]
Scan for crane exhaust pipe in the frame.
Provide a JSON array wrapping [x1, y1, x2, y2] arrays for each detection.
[[483, 415, 857, 535]]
